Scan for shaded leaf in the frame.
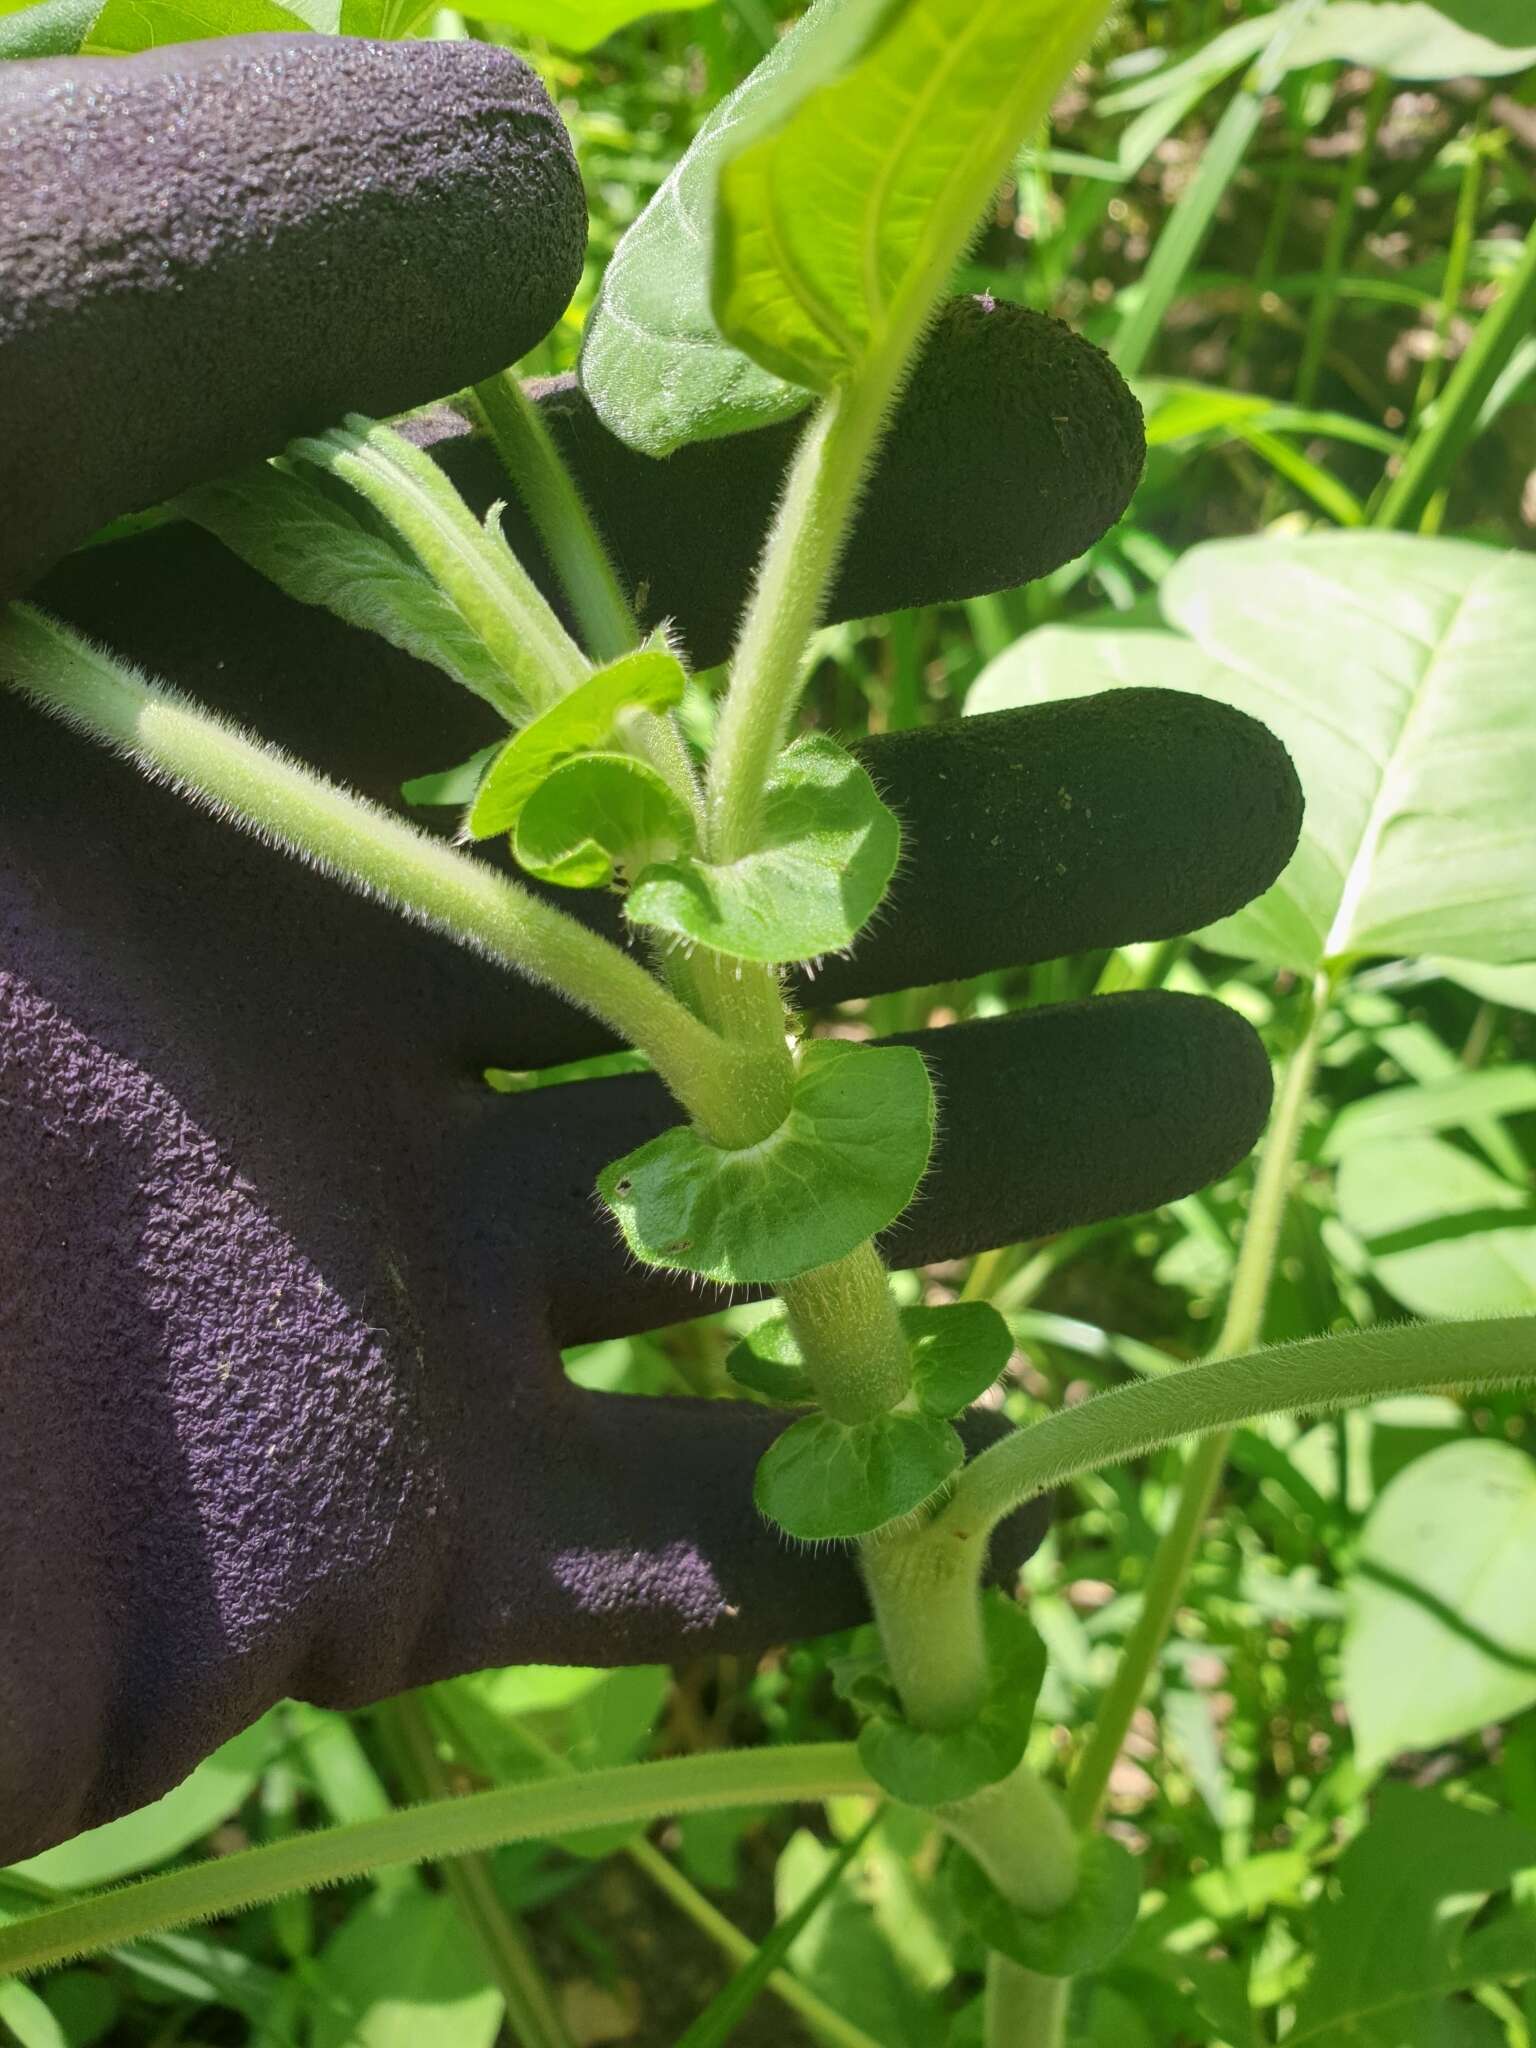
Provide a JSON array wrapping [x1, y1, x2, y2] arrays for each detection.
[[401, 746, 501, 811], [1289, 1785, 1536, 2043], [858, 1598, 1046, 1805], [181, 463, 519, 720], [755, 1410, 964, 1541], [598, 1039, 934, 1285], [310, 1889, 503, 2048], [1342, 1440, 1536, 1771], [1336, 1136, 1536, 1318], [1289, 1, 1536, 78], [950, 1834, 1140, 1978], [904, 1304, 1013, 1418], [514, 753, 695, 889], [465, 646, 688, 840], [627, 735, 899, 963], [726, 1316, 816, 1403]]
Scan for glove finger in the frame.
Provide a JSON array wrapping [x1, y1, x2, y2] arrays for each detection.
[[429, 294, 1144, 671], [444, 991, 1274, 1345], [0, 35, 585, 598]]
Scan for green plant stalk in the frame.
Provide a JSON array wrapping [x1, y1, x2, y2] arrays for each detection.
[[1062, 971, 1332, 1827], [1294, 72, 1388, 411], [470, 371, 639, 666], [294, 416, 590, 711], [383, 1696, 574, 2048], [781, 1244, 913, 1423], [1111, 0, 1324, 380], [0, 604, 791, 1151], [1375, 214, 1536, 532], [0, 1747, 874, 1980], [1407, 125, 1485, 438]]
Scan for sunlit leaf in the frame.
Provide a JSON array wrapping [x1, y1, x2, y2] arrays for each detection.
[[969, 535, 1536, 974], [904, 1304, 1012, 1418], [626, 735, 899, 962], [579, 0, 893, 455], [755, 1409, 964, 1542], [310, 1889, 503, 2048], [712, 0, 1113, 393], [83, 0, 321, 47], [1335, 1136, 1536, 1319], [598, 1039, 935, 1284], [466, 646, 687, 840], [456, 0, 712, 51], [1289, 0, 1536, 79], [726, 1316, 816, 1403], [6, 1716, 278, 1890], [1342, 1441, 1536, 1771]]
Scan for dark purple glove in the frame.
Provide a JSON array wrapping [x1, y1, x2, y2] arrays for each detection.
[[0, 37, 1302, 1864]]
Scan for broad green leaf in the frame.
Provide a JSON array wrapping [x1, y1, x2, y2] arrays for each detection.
[[0, 0, 96, 56], [457, 0, 712, 49], [727, 1301, 1010, 1413], [950, 1834, 1140, 1979], [1336, 1136, 1536, 1318], [1323, 1066, 1536, 1160], [1289, 1785, 1536, 2043], [712, 0, 1113, 393], [968, 535, 1536, 975], [858, 1598, 1045, 1805], [1289, 1, 1536, 78], [465, 646, 688, 840], [1342, 1440, 1536, 1771], [181, 464, 519, 722], [6, 1715, 277, 1889], [0, 1983, 68, 2048], [338, 0, 430, 33], [776, 1828, 947, 2048], [904, 1304, 1012, 1418], [599, 1039, 934, 1285], [83, 0, 322, 48], [726, 1316, 816, 1403], [626, 735, 899, 963], [755, 1409, 964, 1542], [310, 1889, 503, 2048], [401, 746, 501, 811], [579, 0, 894, 455], [514, 753, 695, 889], [1433, 956, 1536, 1016]]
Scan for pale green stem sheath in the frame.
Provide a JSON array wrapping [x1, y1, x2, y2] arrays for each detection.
[[987, 1964, 1069, 2046], [1062, 974, 1331, 1830], [859, 1515, 989, 1731], [0, 1747, 874, 1980], [0, 605, 790, 1149], [782, 1243, 913, 1424], [294, 415, 590, 711], [471, 372, 639, 668]]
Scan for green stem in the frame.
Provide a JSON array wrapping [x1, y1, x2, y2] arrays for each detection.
[[1295, 72, 1388, 410], [1375, 214, 1536, 531], [859, 1517, 990, 1732], [0, 1747, 874, 1980], [986, 1959, 1069, 2047], [0, 603, 788, 1148], [470, 372, 639, 666], [384, 1697, 574, 2048], [705, 376, 894, 862], [782, 1243, 913, 1424]]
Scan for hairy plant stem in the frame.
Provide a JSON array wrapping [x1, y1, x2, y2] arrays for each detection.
[[0, 1748, 875, 1979], [782, 1244, 913, 1423], [0, 604, 787, 1150], [470, 371, 639, 666], [1063, 971, 1332, 1831]]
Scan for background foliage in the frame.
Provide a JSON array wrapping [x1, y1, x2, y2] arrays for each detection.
[[2, 0, 1534, 2043]]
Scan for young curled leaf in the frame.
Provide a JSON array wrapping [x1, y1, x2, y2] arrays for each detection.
[[513, 753, 695, 890], [949, 1833, 1141, 1978], [726, 1300, 1010, 1415], [725, 1318, 815, 1404], [626, 734, 899, 963], [905, 1303, 1013, 1418], [597, 1039, 934, 1285], [466, 644, 688, 841], [754, 1409, 964, 1543], [857, 1596, 1045, 1806]]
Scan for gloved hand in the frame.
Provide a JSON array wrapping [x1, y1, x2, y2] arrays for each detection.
[[0, 36, 1302, 1864]]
